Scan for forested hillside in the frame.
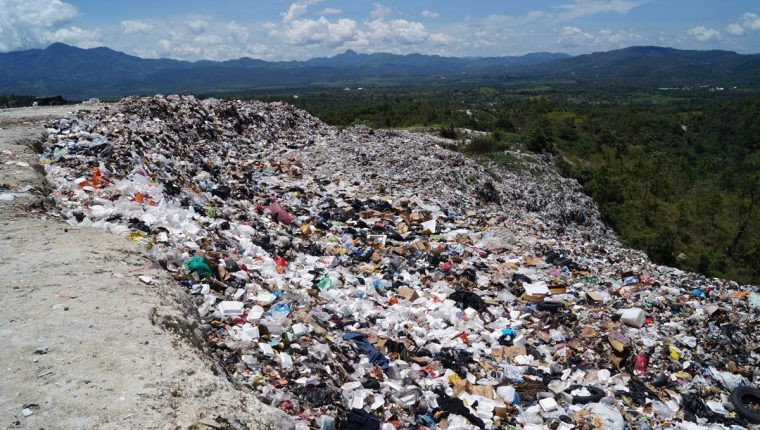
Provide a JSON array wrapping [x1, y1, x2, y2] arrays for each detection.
[[546, 98, 760, 283]]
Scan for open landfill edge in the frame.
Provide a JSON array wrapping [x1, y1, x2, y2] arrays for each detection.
[[39, 95, 760, 429]]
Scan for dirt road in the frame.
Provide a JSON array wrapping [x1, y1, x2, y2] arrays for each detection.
[[0, 105, 289, 429]]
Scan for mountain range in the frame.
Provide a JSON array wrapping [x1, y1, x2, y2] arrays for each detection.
[[518, 46, 760, 85], [0, 43, 758, 98]]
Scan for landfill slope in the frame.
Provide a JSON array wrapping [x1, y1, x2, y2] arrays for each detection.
[[32, 96, 760, 429], [0, 106, 290, 429]]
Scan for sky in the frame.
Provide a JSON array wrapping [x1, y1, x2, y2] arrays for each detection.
[[0, 0, 759, 61]]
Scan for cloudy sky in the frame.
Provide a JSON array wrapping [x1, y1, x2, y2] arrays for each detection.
[[1, 0, 759, 61]]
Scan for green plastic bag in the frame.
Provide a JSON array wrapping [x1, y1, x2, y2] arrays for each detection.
[[317, 276, 331, 291], [185, 256, 213, 278]]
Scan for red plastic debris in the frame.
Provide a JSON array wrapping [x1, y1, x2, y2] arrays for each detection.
[[268, 201, 294, 225], [633, 354, 648, 374]]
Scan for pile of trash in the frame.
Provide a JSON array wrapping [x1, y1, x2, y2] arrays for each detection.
[[41, 95, 760, 429]]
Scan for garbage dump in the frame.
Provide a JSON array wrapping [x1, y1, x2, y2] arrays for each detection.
[[40, 95, 760, 429]]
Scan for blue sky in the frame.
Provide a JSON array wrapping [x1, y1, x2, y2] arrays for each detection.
[[1, 0, 759, 60]]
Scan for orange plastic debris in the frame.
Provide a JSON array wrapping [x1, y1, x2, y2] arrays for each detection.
[[91, 167, 104, 188]]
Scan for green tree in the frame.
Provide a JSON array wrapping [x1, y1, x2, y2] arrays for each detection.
[[647, 228, 677, 266], [697, 254, 711, 275], [525, 118, 553, 153]]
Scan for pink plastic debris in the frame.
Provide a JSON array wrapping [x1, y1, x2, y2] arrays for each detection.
[[268, 201, 293, 225]]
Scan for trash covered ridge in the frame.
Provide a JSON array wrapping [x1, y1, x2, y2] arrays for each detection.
[[40, 95, 760, 429]]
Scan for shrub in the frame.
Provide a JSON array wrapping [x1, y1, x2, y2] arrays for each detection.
[[439, 125, 459, 139]]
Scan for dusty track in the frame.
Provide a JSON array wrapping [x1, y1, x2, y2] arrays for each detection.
[[0, 105, 289, 429]]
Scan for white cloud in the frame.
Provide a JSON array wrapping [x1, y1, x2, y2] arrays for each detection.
[[1, 0, 78, 28], [185, 18, 209, 34], [226, 21, 249, 44], [273, 17, 359, 46], [193, 34, 223, 46], [688, 25, 723, 43], [17, 0, 757, 63], [421, 10, 439, 19], [157, 39, 171, 52], [283, 0, 324, 22], [0, 0, 91, 51], [151, 32, 273, 61], [437, 12, 548, 55], [363, 19, 429, 45], [370, 3, 392, 20], [50, 25, 101, 48], [556, 26, 642, 49], [318, 8, 342, 16], [283, 3, 308, 22], [121, 20, 152, 34], [741, 12, 760, 31], [429, 33, 452, 45], [265, 2, 442, 55], [726, 12, 760, 36], [597, 28, 642, 45], [2, 0, 757, 64], [726, 23, 745, 36], [122, 18, 271, 61], [556, 0, 646, 21], [556, 26, 595, 48]]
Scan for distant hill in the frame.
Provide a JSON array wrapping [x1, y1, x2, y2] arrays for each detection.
[[0, 43, 568, 98], [303, 49, 567, 71], [0, 43, 758, 98], [515, 46, 760, 86]]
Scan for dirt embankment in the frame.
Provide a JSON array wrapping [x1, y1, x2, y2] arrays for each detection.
[[0, 105, 289, 429]]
